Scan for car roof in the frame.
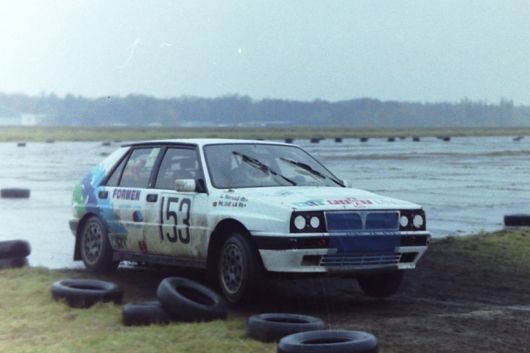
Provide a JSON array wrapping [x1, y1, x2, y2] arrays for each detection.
[[122, 138, 292, 148]]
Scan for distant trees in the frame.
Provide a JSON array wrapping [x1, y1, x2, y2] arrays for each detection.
[[0, 92, 528, 127]]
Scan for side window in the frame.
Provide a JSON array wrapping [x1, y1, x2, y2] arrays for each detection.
[[155, 148, 199, 190], [105, 156, 127, 186], [119, 148, 161, 188]]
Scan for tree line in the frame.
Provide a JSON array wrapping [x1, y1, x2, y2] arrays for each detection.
[[0, 92, 528, 127]]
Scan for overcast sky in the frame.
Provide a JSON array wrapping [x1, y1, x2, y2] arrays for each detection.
[[1, 0, 529, 103]]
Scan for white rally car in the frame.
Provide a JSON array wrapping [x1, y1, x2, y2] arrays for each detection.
[[70, 139, 430, 302]]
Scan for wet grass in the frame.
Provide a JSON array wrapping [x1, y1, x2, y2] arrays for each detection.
[[1, 126, 530, 142], [0, 229, 528, 352]]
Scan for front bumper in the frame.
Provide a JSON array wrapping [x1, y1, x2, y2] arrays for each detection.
[[254, 232, 430, 274]]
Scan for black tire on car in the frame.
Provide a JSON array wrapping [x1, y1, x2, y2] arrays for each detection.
[[504, 214, 530, 227], [357, 271, 404, 298], [217, 232, 263, 303], [51, 279, 123, 308], [1, 188, 30, 199], [246, 313, 326, 342], [157, 277, 227, 322], [122, 301, 172, 326], [0, 240, 31, 260], [277, 330, 379, 353], [79, 216, 119, 273]]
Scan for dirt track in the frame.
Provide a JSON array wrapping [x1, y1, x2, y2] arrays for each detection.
[[106, 232, 530, 353]]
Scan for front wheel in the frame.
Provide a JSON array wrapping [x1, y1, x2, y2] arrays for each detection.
[[357, 270, 404, 298], [217, 233, 263, 303], [79, 216, 119, 273]]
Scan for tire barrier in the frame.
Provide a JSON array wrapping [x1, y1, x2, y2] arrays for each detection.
[[122, 301, 172, 326], [504, 214, 530, 227], [278, 330, 378, 353], [17, 142, 26, 147], [334, 137, 343, 143], [0, 240, 31, 260], [513, 136, 524, 142], [285, 138, 294, 143], [51, 279, 123, 308], [101, 141, 112, 146], [1, 188, 31, 199], [0, 257, 28, 269], [0, 240, 30, 270], [157, 277, 227, 322], [412, 137, 421, 142], [387, 137, 395, 142], [309, 138, 322, 143], [360, 137, 369, 143], [246, 313, 325, 342]]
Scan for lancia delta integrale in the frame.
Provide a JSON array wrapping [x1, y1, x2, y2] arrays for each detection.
[[70, 139, 430, 302]]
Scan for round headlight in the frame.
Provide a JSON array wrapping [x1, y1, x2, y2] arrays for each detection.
[[399, 215, 409, 228], [413, 214, 424, 228], [294, 215, 306, 230], [310, 216, 320, 229]]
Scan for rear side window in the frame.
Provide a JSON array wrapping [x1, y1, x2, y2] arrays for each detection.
[[119, 148, 161, 188], [106, 156, 127, 186]]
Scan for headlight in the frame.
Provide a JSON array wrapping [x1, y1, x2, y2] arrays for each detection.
[[413, 214, 424, 228], [290, 211, 326, 233], [294, 215, 306, 230], [399, 209, 426, 231]]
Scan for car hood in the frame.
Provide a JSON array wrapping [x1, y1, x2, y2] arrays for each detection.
[[220, 186, 421, 211]]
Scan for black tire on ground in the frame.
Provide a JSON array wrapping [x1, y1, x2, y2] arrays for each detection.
[[1, 188, 30, 199], [247, 313, 326, 342], [122, 301, 172, 326], [357, 271, 404, 298], [157, 277, 227, 322], [0, 240, 31, 259], [51, 279, 123, 308], [79, 216, 119, 273], [217, 232, 264, 303], [504, 214, 530, 227], [278, 330, 378, 353], [0, 257, 28, 269]]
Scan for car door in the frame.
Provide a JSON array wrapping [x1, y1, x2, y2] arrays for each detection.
[[144, 146, 209, 259], [101, 146, 161, 253]]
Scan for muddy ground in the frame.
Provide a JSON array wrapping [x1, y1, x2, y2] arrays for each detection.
[[101, 232, 530, 353]]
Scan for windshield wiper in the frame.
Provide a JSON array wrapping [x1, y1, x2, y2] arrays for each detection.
[[280, 157, 344, 187], [233, 151, 296, 186]]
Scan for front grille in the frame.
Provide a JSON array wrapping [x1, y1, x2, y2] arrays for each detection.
[[320, 253, 400, 267], [325, 211, 399, 233]]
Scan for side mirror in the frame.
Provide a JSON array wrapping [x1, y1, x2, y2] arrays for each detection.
[[175, 179, 196, 192]]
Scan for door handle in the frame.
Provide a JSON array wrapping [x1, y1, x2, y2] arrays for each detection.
[[146, 194, 158, 202], [98, 191, 108, 199]]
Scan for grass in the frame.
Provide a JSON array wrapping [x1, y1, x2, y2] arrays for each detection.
[[0, 126, 529, 142], [0, 229, 528, 352]]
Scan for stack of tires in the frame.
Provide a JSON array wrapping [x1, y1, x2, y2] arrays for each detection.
[[122, 277, 227, 326], [0, 240, 31, 269], [246, 312, 378, 352]]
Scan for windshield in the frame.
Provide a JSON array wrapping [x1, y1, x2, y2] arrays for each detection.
[[204, 143, 342, 189]]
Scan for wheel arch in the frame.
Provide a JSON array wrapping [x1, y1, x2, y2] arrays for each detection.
[[73, 212, 107, 261], [206, 218, 262, 274]]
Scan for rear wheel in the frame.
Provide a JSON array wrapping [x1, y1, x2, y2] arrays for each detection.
[[217, 232, 263, 303], [357, 271, 404, 298], [80, 216, 119, 273]]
